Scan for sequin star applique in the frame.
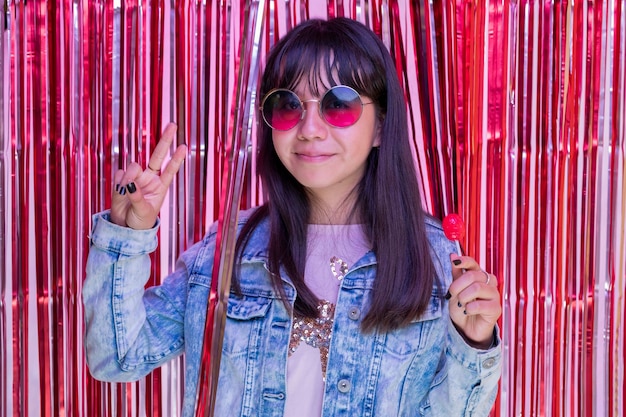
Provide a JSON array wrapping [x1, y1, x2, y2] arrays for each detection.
[[289, 300, 336, 380], [330, 256, 348, 283]]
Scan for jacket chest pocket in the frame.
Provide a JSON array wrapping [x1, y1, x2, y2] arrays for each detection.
[[383, 295, 443, 357], [222, 295, 272, 356]]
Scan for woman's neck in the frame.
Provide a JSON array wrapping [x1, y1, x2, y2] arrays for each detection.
[[308, 195, 360, 225]]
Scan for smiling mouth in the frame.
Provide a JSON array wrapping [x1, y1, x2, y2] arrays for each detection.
[[295, 152, 333, 161]]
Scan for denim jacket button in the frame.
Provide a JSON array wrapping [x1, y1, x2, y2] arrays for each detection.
[[337, 379, 351, 393], [348, 307, 360, 320], [482, 358, 496, 369]]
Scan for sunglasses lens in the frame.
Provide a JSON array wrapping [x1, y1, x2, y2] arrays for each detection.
[[262, 90, 303, 130], [321, 86, 363, 127]]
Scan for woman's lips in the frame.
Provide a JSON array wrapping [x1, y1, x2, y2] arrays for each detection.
[[294, 152, 334, 162]]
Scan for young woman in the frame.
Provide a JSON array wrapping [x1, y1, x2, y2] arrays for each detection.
[[84, 17, 502, 417]]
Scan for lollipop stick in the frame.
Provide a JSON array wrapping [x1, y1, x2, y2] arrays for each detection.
[[455, 240, 462, 256]]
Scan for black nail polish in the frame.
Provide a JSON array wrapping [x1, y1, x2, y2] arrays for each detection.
[[115, 183, 120, 192], [126, 182, 137, 194], [457, 301, 463, 308], [445, 291, 451, 300], [119, 187, 126, 195], [463, 310, 467, 315], [453, 259, 462, 266]]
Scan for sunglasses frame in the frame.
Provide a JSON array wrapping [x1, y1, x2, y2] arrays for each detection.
[[259, 85, 374, 131]]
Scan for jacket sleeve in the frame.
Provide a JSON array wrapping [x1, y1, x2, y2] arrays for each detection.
[[422, 319, 501, 416], [82, 211, 206, 382], [421, 222, 502, 416]]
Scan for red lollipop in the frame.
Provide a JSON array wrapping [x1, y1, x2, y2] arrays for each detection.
[[442, 213, 465, 240], [443, 214, 465, 255]]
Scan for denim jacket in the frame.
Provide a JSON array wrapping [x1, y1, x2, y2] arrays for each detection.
[[83, 208, 501, 417]]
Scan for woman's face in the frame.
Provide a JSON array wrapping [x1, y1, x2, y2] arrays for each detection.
[[270, 77, 381, 213]]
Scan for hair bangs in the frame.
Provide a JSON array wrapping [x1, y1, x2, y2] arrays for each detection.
[[264, 27, 384, 103]]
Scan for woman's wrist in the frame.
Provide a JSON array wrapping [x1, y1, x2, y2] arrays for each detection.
[[465, 334, 497, 350], [453, 322, 498, 350]]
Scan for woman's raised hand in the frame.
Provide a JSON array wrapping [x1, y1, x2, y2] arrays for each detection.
[[110, 123, 187, 229], [447, 255, 502, 349]]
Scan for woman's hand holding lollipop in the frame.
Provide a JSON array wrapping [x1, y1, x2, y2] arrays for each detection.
[[443, 214, 501, 349]]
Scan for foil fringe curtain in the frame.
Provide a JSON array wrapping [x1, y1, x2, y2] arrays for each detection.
[[0, 1, 624, 416]]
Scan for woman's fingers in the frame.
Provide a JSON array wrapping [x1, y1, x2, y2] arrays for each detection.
[[108, 124, 186, 230], [462, 297, 502, 317], [146, 123, 178, 173], [122, 181, 159, 230], [118, 162, 144, 188], [110, 169, 129, 226], [448, 256, 497, 294], [449, 255, 481, 280], [448, 254, 502, 347], [159, 143, 187, 188], [453, 275, 500, 315]]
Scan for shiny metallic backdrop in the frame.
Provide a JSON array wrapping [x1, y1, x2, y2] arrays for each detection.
[[0, 1, 624, 416]]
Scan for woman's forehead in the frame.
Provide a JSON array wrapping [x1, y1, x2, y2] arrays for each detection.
[[287, 68, 340, 94]]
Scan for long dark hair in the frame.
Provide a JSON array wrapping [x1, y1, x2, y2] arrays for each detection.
[[235, 17, 438, 332]]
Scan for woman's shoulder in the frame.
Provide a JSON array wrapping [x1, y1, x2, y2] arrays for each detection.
[[422, 214, 456, 288], [422, 214, 445, 238], [422, 214, 457, 255], [201, 206, 266, 235], [238, 206, 263, 224], [182, 206, 268, 275], [202, 205, 269, 252]]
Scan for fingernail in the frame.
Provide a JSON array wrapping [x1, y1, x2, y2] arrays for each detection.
[[457, 301, 463, 308], [453, 259, 462, 266], [463, 310, 467, 315], [126, 182, 137, 194], [115, 183, 120, 192], [119, 187, 126, 195], [445, 291, 451, 300]]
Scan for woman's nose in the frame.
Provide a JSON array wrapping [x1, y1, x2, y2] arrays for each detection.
[[297, 100, 327, 140]]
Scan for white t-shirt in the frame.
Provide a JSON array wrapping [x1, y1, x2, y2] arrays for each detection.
[[284, 224, 371, 417]]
